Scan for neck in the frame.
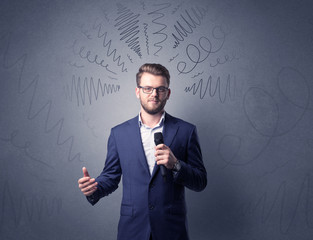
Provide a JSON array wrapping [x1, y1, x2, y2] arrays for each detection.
[[140, 110, 164, 128]]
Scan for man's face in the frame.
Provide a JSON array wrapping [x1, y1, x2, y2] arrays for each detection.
[[136, 72, 171, 115]]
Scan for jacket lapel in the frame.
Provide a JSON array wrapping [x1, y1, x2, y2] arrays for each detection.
[[126, 116, 151, 176]]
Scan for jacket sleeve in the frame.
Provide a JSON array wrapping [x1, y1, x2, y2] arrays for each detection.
[[87, 129, 122, 205], [173, 126, 207, 192]]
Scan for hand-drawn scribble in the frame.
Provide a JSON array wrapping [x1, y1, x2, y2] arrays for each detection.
[[140, 1, 146, 10], [210, 51, 240, 67], [143, 23, 150, 55], [82, 114, 98, 138], [115, 4, 142, 58], [108, 75, 118, 81], [100, 7, 110, 22], [70, 39, 117, 75], [218, 134, 241, 166], [64, 75, 120, 106], [169, 53, 179, 62], [0, 130, 54, 169], [184, 74, 236, 102], [127, 54, 133, 63], [171, 2, 184, 15], [172, 6, 209, 48], [0, 181, 62, 228], [177, 26, 226, 74], [76, 23, 93, 39], [277, 67, 311, 111], [1, 32, 82, 163], [191, 71, 203, 78], [92, 20, 128, 72], [220, 67, 310, 167], [148, 3, 171, 56], [240, 174, 313, 234], [245, 67, 310, 139], [68, 60, 84, 68]]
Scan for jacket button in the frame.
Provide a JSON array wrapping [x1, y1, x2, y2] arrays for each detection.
[[149, 204, 154, 210]]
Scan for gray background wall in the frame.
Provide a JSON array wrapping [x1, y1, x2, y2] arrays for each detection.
[[1, 0, 313, 239]]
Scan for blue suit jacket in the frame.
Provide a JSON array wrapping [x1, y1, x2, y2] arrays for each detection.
[[88, 113, 207, 240]]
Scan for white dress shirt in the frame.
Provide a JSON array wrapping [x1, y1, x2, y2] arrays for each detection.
[[139, 112, 165, 176]]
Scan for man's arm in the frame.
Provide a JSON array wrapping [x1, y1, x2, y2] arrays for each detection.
[[155, 126, 207, 192], [79, 129, 122, 205]]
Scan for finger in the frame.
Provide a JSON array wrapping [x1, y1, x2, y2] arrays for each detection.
[[78, 176, 90, 184], [79, 178, 95, 189], [155, 144, 166, 150], [84, 187, 97, 196], [82, 182, 98, 194], [82, 167, 90, 177]]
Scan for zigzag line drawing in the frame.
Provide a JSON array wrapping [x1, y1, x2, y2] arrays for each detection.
[[114, 4, 142, 58], [184, 74, 236, 102], [143, 23, 150, 55], [241, 174, 313, 234], [1, 32, 82, 163], [148, 3, 171, 56], [64, 75, 120, 106], [92, 21, 128, 72], [172, 6, 209, 48], [0, 181, 62, 228]]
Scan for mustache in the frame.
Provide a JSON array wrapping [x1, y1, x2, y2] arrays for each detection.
[[148, 97, 159, 101]]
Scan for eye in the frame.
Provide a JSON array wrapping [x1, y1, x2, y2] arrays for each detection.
[[158, 87, 166, 92], [144, 87, 153, 92]]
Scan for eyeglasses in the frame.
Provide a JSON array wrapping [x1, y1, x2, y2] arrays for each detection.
[[138, 86, 169, 94]]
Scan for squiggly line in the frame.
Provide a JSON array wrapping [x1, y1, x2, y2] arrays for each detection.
[[82, 114, 98, 138], [169, 53, 179, 62], [70, 39, 117, 75], [241, 174, 313, 234], [108, 75, 118, 80], [148, 3, 171, 56], [64, 75, 120, 106], [115, 4, 142, 58], [184, 74, 236, 102], [100, 7, 110, 22], [191, 71, 203, 78], [0, 130, 54, 169], [1, 32, 82, 163], [0, 181, 62, 228], [177, 28, 226, 74], [140, 1, 146, 10], [92, 21, 128, 72], [143, 23, 150, 55], [127, 54, 133, 63], [68, 60, 84, 68], [171, 3, 183, 15], [172, 6, 209, 48]]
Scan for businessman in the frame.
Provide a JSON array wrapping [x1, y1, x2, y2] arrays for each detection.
[[78, 63, 207, 240]]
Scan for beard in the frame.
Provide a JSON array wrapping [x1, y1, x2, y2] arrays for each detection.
[[140, 97, 167, 115]]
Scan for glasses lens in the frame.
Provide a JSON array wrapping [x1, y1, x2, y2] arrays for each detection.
[[143, 87, 153, 93], [158, 87, 166, 92]]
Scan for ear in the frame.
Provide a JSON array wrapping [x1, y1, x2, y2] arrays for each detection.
[[135, 87, 140, 99], [166, 88, 171, 100]]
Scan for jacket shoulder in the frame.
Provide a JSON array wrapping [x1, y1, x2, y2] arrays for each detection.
[[165, 113, 196, 129]]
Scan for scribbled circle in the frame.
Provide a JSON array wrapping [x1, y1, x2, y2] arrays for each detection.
[[243, 87, 279, 137]]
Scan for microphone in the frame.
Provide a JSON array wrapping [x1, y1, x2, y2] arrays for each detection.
[[154, 132, 166, 182]]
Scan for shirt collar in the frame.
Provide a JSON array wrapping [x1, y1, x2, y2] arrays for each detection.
[[138, 111, 166, 129]]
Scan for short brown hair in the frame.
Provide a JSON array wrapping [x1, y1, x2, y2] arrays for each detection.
[[136, 63, 170, 87]]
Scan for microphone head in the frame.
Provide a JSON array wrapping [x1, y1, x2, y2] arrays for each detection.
[[154, 132, 164, 145]]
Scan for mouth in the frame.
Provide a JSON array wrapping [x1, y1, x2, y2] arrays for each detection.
[[148, 98, 159, 103]]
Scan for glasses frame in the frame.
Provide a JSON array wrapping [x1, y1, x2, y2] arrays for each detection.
[[138, 86, 169, 94]]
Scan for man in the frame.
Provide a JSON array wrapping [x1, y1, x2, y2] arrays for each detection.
[[78, 63, 207, 240]]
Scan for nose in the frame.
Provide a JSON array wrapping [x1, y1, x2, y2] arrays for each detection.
[[150, 88, 159, 96]]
